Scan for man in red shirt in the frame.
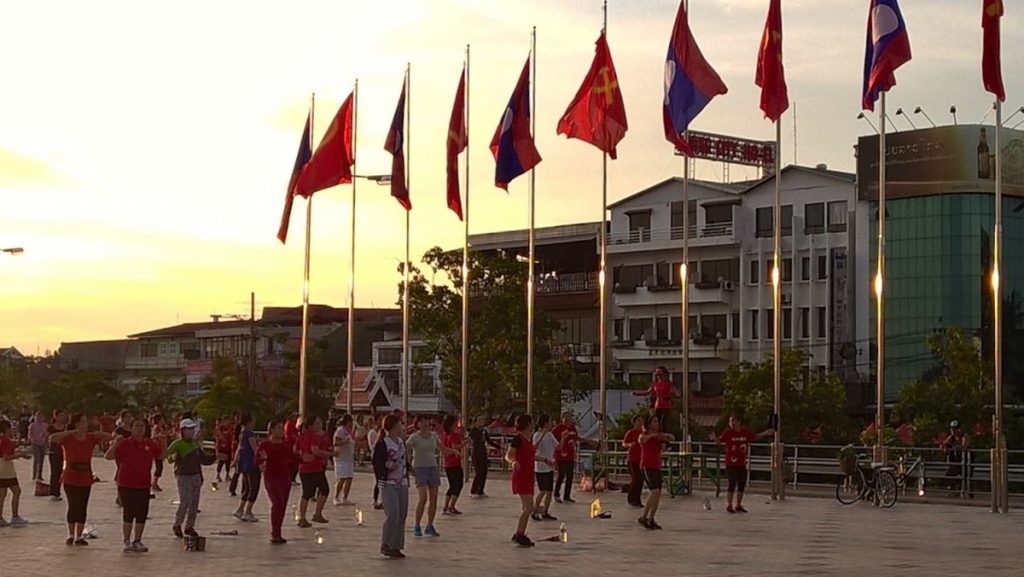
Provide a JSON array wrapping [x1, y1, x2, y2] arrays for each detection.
[[632, 367, 680, 430], [712, 415, 772, 513], [551, 412, 578, 504]]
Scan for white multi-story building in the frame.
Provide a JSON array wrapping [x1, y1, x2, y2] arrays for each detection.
[[607, 165, 870, 398]]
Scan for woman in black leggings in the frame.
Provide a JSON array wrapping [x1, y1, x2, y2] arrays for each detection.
[[50, 414, 113, 545], [105, 418, 166, 552]]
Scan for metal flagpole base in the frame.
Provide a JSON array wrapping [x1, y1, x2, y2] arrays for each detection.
[[872, 444, 887, 465], [770, 441, 785, 500], [991, 438, 1009, 513]]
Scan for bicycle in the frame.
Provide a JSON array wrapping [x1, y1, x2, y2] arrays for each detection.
[[835, 448, 898, 508], [893, 452, 926, 496]]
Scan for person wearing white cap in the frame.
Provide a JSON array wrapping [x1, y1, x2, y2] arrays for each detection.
[[166, 418, 203, 538]]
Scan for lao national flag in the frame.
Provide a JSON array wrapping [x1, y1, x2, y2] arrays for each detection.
[[862, 0, 912, 111], [663, 0, 728, 155], [277, 112, 312, 244], [385, 81, 410, 210], [491, 56, 542, 190]]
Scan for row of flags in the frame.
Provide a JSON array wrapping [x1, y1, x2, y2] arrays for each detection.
[[278, 0, 1006, 243]]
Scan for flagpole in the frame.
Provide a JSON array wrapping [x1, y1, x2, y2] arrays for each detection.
[[598, 0, 609, 454], [874, 92, 887, 464], [461, 46, 471, 427], [992, 98, 1008, 513], [402, 63, 411, 416], [298, 93, 315, 420], [347, 80, 358, 416], [771, 117, 784, 501], [526, 26, 537, 415], [680, 150, 690, 451]]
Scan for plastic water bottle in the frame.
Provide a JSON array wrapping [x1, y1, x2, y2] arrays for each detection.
[[702, 497, 712, 511], [355, 508, 364, 525], [559, 523, 568, 543]]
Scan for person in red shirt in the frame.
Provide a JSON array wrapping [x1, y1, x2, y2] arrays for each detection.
[[504, 414, 538, 547], [214, 415, 233, 483], [551, 412, 578, 504], [621, 414, 645, 507], [638, 415, 674, 530], [256, 420, 297, 544], [149, 413, 166, 493], [632, 366, 680, 431], [104, 418, 165, 552], [712, 415, 772, 513], [284, 414, 300, 485], [1, 419, 31, 526], [49, 414, 114, 546], [295, 416, 333, 527], [440, 414, 468, 516]]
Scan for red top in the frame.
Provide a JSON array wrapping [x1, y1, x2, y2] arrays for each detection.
[[509, 433, 535, 491], [623, 428, 642, 463], [115, 437, 161, 489], [216, 424, 234, 453], [440, 431, 463, 469], [551, 423, 578, 462], [98, 415, 115, 434], [296, 431, 328, 474], [0, 436, 15, 460], [284, 419, 298, 442], [639, 434, 664, 470], [256, 440, 295, 478], [61, 433, 99, 487], [647, 380, 675, 410], [720, 427, 757, 468]]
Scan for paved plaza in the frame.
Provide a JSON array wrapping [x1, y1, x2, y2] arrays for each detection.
[[1, 459, 1022, 577]]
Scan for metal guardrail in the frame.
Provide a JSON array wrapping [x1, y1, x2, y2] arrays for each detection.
[[607, 223, 735, 246], [575, 441, 1024, 499]]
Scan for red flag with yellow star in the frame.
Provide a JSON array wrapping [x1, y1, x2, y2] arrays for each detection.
[[756, 0, 789, 122], [557, 31, 628, 159], [983, 0, 1005, 102]]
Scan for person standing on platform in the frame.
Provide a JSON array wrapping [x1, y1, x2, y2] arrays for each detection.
[[632, 367, 680, 430]]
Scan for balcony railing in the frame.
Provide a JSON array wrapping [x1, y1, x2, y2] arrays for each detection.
[[609, 223, 734, 246], [536, 272, 599, 295]]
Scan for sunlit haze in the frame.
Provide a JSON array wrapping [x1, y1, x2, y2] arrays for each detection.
[[2, 0, 1020, 354]]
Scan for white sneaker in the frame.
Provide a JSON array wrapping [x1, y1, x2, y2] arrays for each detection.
[[242, 513, 258, 523], [232, 511, 244, 521], [123, 541, 133, 552], [9, 516, 27, 526], [132, 541, 149, 553], [0, 517, 8, 527], [332, 498, 342, 507], [50, 495, 63, 502]]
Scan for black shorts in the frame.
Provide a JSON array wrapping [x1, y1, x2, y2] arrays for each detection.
[[0, 478, 18, 489], [644, 468, 662, 491], [726, 467, 747, 493], [300, 471, 329, 501], [536, 471, 554, 493], [118, 487, 150, 524]]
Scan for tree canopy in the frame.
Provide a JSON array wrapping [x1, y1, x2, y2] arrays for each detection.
[[407, 246, 592, 418]]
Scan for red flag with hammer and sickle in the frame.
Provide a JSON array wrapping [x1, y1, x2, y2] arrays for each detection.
[[557, 30, 628, 159]]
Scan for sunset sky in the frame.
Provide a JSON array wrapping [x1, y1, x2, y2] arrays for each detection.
[[1, 0, 1021, 355]]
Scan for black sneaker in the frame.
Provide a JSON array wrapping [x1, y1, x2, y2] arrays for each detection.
[[531, 513, 543, 522], [645, 519, 663, 530], [564, 498, 576, 504], [173, 526, 183, 538], [184, 528, 199, 537], [637, 516, 648, 526], [74, 539, 89, 546], [554, 497, 562, 504], [511, 534, 534, 547], [541, 513, 558, 521]]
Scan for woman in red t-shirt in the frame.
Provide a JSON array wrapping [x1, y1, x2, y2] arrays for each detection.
[[638, 415, 674, 530], [104, 418, 165, 552], [621, 414, 645, 507], [440, 415, 469, 516], [632, 367, 680, 430], [256, 420, 297, 544], [49, 414, 114, 546], [504, 414, 538, 548], [296, 416, 333, 527]]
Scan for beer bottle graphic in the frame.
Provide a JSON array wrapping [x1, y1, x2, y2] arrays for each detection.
[[979, 128, 991, 179]]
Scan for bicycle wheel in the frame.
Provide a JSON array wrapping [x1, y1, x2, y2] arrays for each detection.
[[836, 472, 864, 505], [876, 470, 898, 508]]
